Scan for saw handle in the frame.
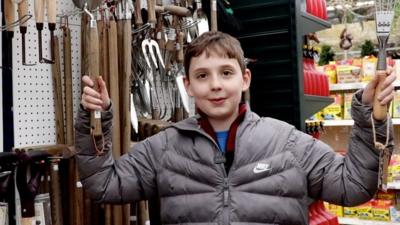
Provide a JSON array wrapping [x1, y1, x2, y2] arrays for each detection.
[[4, 0, 15, 32], [88, 22, 103, 137], [373, 71, 388, 121]]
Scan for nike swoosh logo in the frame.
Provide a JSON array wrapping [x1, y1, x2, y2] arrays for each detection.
[[253, 166, 272, 174]]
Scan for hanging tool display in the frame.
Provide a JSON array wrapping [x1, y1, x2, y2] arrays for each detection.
[[34, 0, 53, 63]]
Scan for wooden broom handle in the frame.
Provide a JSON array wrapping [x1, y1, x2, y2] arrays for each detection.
[[135, 0, 143, 26], [89, 22, 102, 136], [5, 0, 15, 32], [373, 71, 388, 121], [63, 27, 74, 145], [210, 0, 217, 31], [17, 0, 29, 28]]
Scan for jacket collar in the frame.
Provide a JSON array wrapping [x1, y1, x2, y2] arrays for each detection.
[[197, 104, 247, 152]]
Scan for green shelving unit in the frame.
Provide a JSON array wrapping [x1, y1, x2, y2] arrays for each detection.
[[222, 0, 333, 131]]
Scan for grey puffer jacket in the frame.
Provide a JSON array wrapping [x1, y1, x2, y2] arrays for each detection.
[[75, 90, 393, 225]]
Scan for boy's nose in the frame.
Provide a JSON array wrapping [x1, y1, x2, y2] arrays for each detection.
[[209, 75, 222, 90]]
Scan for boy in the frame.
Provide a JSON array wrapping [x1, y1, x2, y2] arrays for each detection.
[[76, 31, 396, 225]]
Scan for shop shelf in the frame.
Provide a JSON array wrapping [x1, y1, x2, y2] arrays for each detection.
[[338, 217, 399, 225], [323, 119, 400, 126], [387, 181, 400, 190], [330, 81, 400, 91], [303, 95, 334, 119], [300, 12, 331, 35]]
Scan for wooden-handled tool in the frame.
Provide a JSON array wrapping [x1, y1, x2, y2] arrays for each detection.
[[46, 0, 57, 61], [49, 159, 64, 225], [135, 0, 143, 26], [147, 0, 156, 26], [35, 0, 53, 63], [373, 0, 397, 121], [63, 20, 74, 146], [87, 13, 103, 137], [155, 5, 191, 17], [210, 0, 217, 31], [18, 0, 35, 66], [5, 0, 15, 38]]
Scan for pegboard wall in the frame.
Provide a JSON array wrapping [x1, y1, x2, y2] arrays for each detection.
[[12, 0, 81, 148]]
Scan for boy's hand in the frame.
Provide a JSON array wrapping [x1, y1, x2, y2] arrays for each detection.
[[362, 67, 396, 106], [81, 75, 111, 111]]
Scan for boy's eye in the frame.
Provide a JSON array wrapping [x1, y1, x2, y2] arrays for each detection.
[[196, 73, 207, 79], [223, 70, 233, 76]]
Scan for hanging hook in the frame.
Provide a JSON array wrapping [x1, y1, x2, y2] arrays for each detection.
[[84, 2, 95, 21]]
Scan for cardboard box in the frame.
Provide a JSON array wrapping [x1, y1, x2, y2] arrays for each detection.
[[362, 56, 377, 82], [323, 94, 343, 120], [344, 206, 358, 218], [343, 93, 353, 120], [356, 202, 373, 220], [336, 65, 362, 83], [372, 200, 392, 221]]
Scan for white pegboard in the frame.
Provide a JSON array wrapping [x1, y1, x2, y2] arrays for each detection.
[[12, 0, 82, 147]]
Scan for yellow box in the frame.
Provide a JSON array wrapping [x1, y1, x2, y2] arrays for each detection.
[[337, 65, 362, 83], [324, 64, 337, 84], [326, 203, 344, 217], [344, 206, 358, 218], [372, 200, 392, 221], [393, 91, 400, 118], [356, 202, 373, 220], [362, 56, 377, 82], [343, 93, 353, 120], [323, 94, 343, 120]]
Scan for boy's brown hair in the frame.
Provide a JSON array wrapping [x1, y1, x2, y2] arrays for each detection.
[[184, 31, 246, 77]]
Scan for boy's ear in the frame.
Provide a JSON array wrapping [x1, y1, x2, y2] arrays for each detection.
[[242, 69, 251, 91], [183, 76, 194, 97]]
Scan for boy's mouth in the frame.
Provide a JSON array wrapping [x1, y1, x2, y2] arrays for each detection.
[[209, 98, 226, 105]]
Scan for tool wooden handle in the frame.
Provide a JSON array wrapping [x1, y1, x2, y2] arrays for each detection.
[[108, 17, 121, 158], [121, 19, 132, 154], [135, 0, 143, 26], [50, 161, 64, 225], [63, 27, 74, 145], [21, 218, 34, 225], [4, 0, 15, 32], [210, 0, 217, 31], [46, 0, 56, 24], [147, 0, 156, 25], [89, 24, 102, 137], [34, 0, 45, 24], [17, 0, 29, 28], [373, 71, 388, 121], [52, 36, 66, 144], [177, 32, 184, 63], [155, 5, 191, 17]]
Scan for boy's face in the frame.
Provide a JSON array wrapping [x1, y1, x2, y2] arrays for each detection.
[[184, 51, 251, 122]]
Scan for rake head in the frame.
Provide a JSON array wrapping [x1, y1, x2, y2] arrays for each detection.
[[375, 0, 397, 34]]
